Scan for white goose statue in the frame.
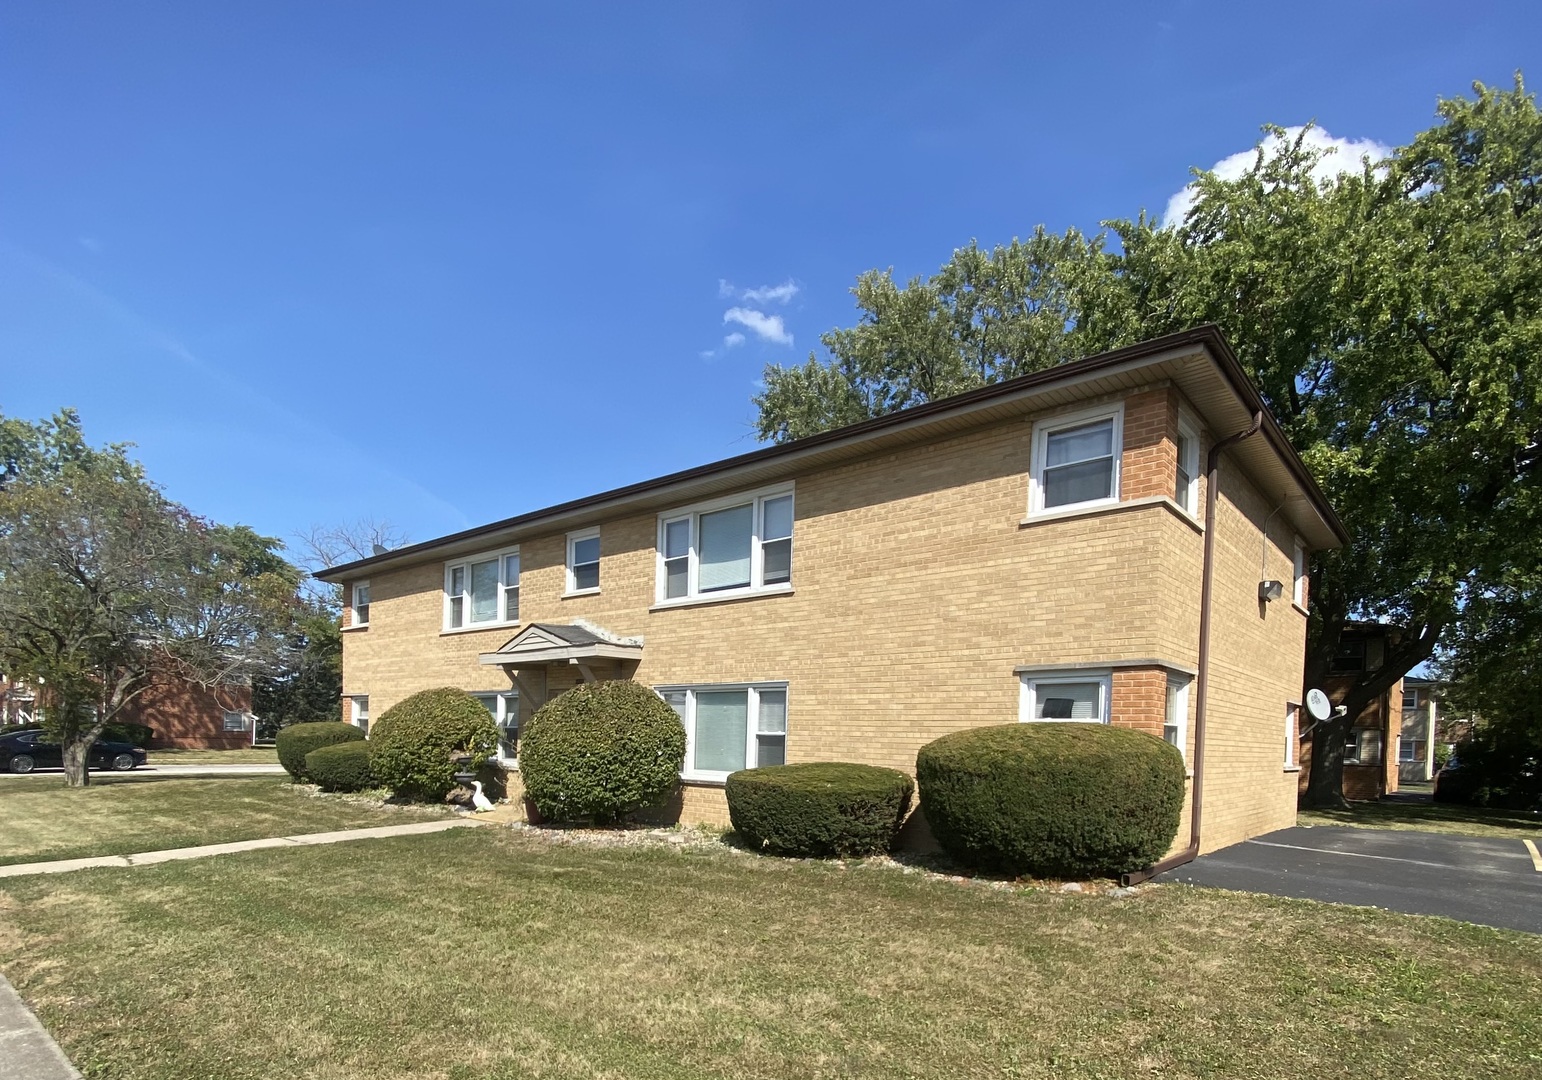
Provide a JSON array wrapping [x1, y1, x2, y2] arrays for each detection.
[[470, 780, 495, 813]]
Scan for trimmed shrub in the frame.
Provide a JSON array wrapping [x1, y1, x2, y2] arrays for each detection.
[[276, 721, 365, 781], [369, 688, 499, 801], [305, 740, 374, 792], [916, 723, 1185, 878], [519, 680, 686, 825], [726, 762, 913, 857]]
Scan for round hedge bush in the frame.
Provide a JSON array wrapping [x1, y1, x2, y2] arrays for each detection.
[[726, 762, 914, 857], [276, 721, 365, 781], [369, 688, 499, 801], [305, 740, 374, 792], [916, 723, 1185, 878], [519, 680, 686, 825]]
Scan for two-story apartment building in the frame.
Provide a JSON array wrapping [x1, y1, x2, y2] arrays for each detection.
[[317, 326, 1345, 857]]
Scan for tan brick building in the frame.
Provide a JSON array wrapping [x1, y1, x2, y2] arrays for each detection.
[[318, 327, 1345, 859]]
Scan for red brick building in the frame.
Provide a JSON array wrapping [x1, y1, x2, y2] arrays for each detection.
[[1, 675, 254, 750]]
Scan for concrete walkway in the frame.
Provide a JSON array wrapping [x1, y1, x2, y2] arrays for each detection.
[[0, 974, 80, 1079], [0, 763, 287, 781], [0, 817, 488, 879]]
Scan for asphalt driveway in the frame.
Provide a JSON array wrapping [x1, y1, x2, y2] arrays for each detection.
[[1164, 825, 1542, 934]]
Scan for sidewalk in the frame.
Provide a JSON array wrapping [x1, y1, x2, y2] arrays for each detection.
[[0, 817, 488, 879], [0, 974, 80, 1079]]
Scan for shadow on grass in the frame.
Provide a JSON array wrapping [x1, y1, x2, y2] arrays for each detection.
[[1302, 797, 1542, 836]]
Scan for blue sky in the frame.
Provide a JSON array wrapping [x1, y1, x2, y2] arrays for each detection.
[[3, 2, 1539, 557]]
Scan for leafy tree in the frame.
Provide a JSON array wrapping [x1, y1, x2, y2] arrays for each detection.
[[753, 77, 1542, 807], [250, 605, 341, 736], [0, 410, 298, 786]]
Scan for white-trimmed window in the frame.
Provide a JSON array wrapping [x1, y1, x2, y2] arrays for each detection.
[[657, 485, 794, 603], [657, 683, 787, 781], [1398, 736, 1418, 763], [1174, 417, 1200, 515], [350, 581, 371, 627], [1285, 703, 1300, 769], [222, 710, 247, 732], [444, 548, 520, 630], [1165, 673, 1191, 760], [1344, 727, 1382, 766], [1292, 540, 1308, 609], [1030, 404, 1123, 514], [1019, 672, 1111, 723], [350, 695, 370, 735], [473, 691, 519, 762], [567, 529, 601, 594]]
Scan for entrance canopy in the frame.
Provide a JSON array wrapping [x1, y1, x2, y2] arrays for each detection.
[[478, 621, 643, 669]]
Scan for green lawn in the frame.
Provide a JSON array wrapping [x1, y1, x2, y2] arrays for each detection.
[[1, 828, 1538, 1080], [147, 747, 279, 765], [1298, 796, 1542, 840], [0, 777, 448, 865]]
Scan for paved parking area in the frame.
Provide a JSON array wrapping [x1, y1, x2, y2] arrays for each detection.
[[1164, 825, 1542, 934]]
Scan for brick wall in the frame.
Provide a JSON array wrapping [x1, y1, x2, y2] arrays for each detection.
[[121, 677, 253, 750], [341, 382, 1311, 854]]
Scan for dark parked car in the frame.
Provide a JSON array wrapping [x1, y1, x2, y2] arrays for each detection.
[[0, 729, 147, 773]]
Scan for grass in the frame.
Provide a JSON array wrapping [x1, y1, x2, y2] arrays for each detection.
[[0, 777, 448, 865], [1298, 796, 1542, 840], [146, 747, 279, 764], [1, 829, 1539, 1080]]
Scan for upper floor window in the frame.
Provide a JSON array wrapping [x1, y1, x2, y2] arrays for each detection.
[[1030, 405, 1123, 514], [566, 529, 601, 594], [1330, 638, 1366, 674], [444, 548, 520, 631], [657, 486, 793, 604], [350, 581, 371, 627], [1292, 540, 1308, 609], [1020, 671, 1110, 723], [1175, 417, 1200, 515]]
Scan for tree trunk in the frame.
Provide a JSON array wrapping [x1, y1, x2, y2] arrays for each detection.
[[62, 737, 92, 788], [1302, 711, 1351, 809]]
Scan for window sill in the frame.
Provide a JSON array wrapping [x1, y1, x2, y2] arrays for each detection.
[[1021, 495, 1202, 534], [650, 584, 793, 612], [681, 774, 728, 787], [562, 587, 601, 599], [440, 621, 521, 637], [1292, 602, 1310, 617], [341, 624, 370, 633], [1283, 765, 1302, 773]]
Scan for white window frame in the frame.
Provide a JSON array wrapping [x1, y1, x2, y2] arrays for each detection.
[[654, 682, 789, 783], [1398, 736, 1418, 763], [221, 709, 248, 733], [654, 483, 795, 607], [1028, 402, 1124, 516], [1165, 673, 1191, 762], [1018, 671, 1112, 724], [349, 695, 370, 735], [1285, 702, 1300, 769], [1174, 414, 1201, 515], [473, 691, 520, 764], [1292, 539, 1308, 610], [349, 580, 371, 628], [565, 528, 601, 596], [443, 546, 521, 632]]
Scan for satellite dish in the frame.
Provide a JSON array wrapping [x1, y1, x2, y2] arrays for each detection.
[[371, 543, 388, 556], [1305, 688, 1332, 721]]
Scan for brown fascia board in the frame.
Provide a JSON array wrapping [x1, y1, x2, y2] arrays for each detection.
[[315, 325, 1346, 583]]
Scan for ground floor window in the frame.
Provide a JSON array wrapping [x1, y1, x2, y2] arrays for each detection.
[[1344, 727, 1382, 766], [473, 691, 519, 761], [1164, 674, 1191, 760], [1398, 737, 1421, 763], [1285, 703, 1300, 769], [349, 695, 369, 735], [655, 683, 787, 781], [1019, 672, 1110, 723], [222, 710, 247, 733]]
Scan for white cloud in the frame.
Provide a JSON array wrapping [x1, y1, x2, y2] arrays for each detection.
[[723, 331, 746, 347], [740, 279, 799, 305], [699, 349, 717, 360], [723, 307, 793, 346], [717, 278, 736, 298], [1162, 126, 1391, 227]]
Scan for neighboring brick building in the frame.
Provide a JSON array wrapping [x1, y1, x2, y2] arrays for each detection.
[[1297, 624, 1409, 801], [317, 327, 1346, 858], [0, 674, 253, 750]]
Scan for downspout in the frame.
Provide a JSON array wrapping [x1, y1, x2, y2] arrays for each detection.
[[1122, 410, 1264, 886]]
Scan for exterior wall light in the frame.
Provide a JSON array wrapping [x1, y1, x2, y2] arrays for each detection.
[[1258, 579, 1285, 603]]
